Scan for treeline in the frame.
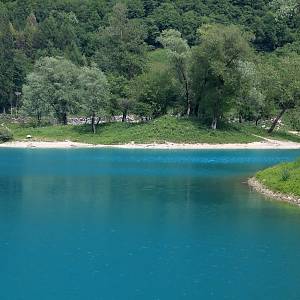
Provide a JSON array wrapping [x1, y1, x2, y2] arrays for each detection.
[[0, 0, 300, 132]]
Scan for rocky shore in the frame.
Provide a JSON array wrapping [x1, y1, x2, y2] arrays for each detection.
[[248, 177, 300, 206]]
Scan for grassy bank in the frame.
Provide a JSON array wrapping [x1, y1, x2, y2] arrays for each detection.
[[256, 159, 300, 198], [3, 115, 300, 145]]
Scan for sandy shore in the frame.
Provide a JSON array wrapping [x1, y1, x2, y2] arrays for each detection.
[[248, 178, 300, 206], [1, 137, 300, 149]]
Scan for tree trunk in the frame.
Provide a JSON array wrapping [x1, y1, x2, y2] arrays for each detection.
[[62, 112, 68, 125], [181, 71, 191, 117], [185, 81, 191, 116], [211, 116, 217, 130], [122, 110, 127, 123], [255, 117, 260, 126], [91, 113, 96, 134], [268, 108, 286, 133], [37, 113, 41, 126]]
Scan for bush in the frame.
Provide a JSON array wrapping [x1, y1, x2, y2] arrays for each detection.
[[287, 111, 300, 131], [0, 126, 13, 142], [281, 169, 290, 181]]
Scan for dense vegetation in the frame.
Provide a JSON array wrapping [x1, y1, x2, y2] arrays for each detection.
[[256, 159, 300, 197], [0, 0, 300, 137]]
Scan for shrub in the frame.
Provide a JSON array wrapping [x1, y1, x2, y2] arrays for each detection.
[[0, 126, 13, 142], [281, 169, 290, 181], [288, 111, 300, 131]]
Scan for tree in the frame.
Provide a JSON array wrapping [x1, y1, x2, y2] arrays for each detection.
[[78, 65, 110, 133], [158, 29, 192, 115], [262, 54, 300, 133], [93, 3, 147, 79], [270, 0, 299, 20], [119, 98, 134, 122], [235, 60, 267, 125], [107, 74, 130, 117], [150, 3, 182, 32], [22, 57, 80, 125], [22, 72, 51, 123], [34, 11, 85, 65], [191, 24, 253, 129], [0, 4, 14, 113], [131, 57, 181, 118]]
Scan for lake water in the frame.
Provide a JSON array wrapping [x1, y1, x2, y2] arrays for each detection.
[[1, 149, 300, 300]]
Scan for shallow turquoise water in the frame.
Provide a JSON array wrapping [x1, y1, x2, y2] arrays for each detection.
[[1, 149, 300, 300]]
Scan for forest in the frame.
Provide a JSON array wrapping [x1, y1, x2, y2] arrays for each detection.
[[0, 0, 300, 134]]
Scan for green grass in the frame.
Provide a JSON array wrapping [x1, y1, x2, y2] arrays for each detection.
[[239, 123, 300, 143], [256, 159, 300, 197], [3, 116, 300, 145]]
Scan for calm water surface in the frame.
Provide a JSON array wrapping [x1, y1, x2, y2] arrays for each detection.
[[1, 149, 300, 300]]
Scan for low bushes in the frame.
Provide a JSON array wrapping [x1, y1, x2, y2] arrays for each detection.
[[0, 126, 13, 142]]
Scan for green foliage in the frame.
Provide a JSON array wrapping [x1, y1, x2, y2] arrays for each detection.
[[158, 29, 191, 115], [0, 126, 13, 142], [0, 4, 14, 112], [281, 169, 290, 181], [287, 110, 300, 131], [131, 49, 181, 118], [261, 53, 300, 132], [78, 65, 110, 132], [93, 3, 147, 79], [191, 24, 253, 129], [23, 57, 80, 124], [256, 159, 300, 197], [23, 57, 111, 131]]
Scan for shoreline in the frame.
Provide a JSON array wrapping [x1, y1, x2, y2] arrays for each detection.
[[248, 177, 300, 206], [1, 139, 300, 149]]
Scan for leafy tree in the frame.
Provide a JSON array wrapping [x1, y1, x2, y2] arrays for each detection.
[[150, 3, 182, 32], [270, 0, 299, 20], [158, 29, 191, 115], [107, 74, 130, 117], [191, 24, 253, 129], [22, 72, 52, 123], [262, 54, 300, 133], [131, 61, 181, 118], [107, 74, 133, 123], [34, 11, 85, 65], [0, 4, 14, 113], [78, 65, 110, 133], [123, 0, 145, 18], [119, 98, 134, 122], [13, 0, 35, 29], [23, 57, 80, 124], [234, 60, 268, 124], [93, 3, 147, 79]]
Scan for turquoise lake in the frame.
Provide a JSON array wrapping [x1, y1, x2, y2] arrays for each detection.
[[1, 149, 300, 300]]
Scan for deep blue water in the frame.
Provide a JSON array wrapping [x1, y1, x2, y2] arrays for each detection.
[[1, 149, 300, 300]]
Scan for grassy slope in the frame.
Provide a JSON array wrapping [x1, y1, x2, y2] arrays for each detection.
[[4, 115, 300, 145], [256, 159, 300, 197]]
